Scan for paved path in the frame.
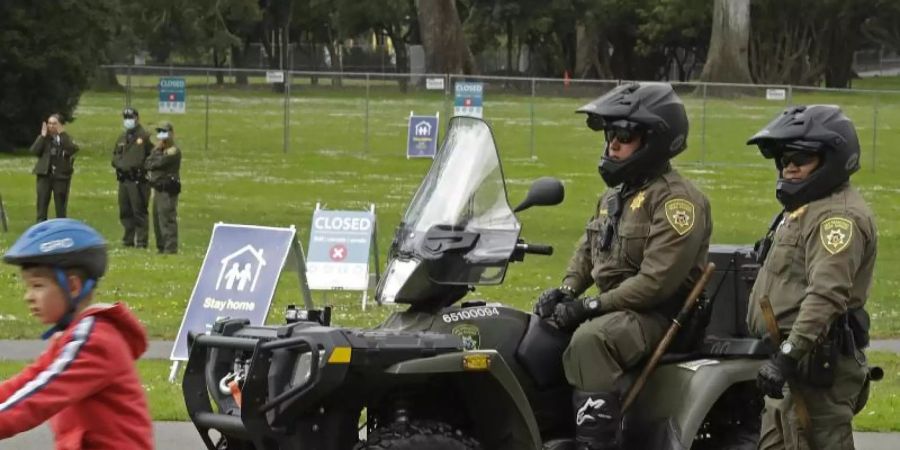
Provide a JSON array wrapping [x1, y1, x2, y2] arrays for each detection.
[[4, 423, 898, 449]]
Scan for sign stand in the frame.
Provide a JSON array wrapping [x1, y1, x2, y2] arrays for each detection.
[[306, 204, 380, 310], [0, 193, 7, 232], [167, 223, 312, 383]]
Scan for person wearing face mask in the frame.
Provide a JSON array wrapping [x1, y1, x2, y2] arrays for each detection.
[[111, 107, 153, 248], [30, 113, 80, 222], [532, 83, 711, 450], [145, 121, 181, 254], [746, 105, 876, 450]]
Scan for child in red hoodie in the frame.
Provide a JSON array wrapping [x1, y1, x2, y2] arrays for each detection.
[[0, 218, 153, 449]]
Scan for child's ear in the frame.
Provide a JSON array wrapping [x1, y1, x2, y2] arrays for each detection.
[[67, 274, 84, 298]]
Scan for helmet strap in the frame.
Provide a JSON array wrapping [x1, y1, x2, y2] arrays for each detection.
[[41, 268, 96, 340]]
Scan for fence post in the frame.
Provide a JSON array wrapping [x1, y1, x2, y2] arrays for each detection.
[[365, 73, 370, 153], [530, 78, 536, 160], [283, 68, 290, 154], [125, 65, 132, 108], [205, 70, 210, 153], [701, 83, 708, 163], [871, 93, 878, 172]]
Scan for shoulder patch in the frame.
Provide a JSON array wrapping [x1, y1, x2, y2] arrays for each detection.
[[820, 217, 853, 255], [664, 198, 695, 235], [166, 147, 178, 155]]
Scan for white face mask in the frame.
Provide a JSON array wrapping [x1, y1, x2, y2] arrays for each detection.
[[156, 131, 170, 140], [123, 118, 136, 130]]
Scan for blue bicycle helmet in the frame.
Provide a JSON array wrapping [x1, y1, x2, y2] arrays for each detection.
[[3, 219, 108, 338]]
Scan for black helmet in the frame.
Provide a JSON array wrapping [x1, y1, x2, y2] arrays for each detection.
[[747, 105, 860, 211], [576, 83, 689, 187]]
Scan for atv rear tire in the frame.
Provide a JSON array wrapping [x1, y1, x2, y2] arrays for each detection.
[[357, 420, 481, 449]]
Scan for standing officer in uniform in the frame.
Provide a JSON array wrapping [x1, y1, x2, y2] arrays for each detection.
[[747, 105, 876, 450], [111, 107, 153, 248], [146, 121, 181, 254], [30, 114, 79, 222], [533, 83, 712, 450]]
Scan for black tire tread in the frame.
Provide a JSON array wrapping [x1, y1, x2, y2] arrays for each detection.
[[357, 420, 481, 450]]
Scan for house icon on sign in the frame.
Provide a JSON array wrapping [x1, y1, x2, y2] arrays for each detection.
[[216, 245, 267, 292], [415, 121, 432, 137]]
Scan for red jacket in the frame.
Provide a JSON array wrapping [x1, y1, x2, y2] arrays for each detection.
[[0, 303, 153, 449]]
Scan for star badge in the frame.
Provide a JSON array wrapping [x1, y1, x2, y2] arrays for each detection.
[[819, 217, 853, 255]]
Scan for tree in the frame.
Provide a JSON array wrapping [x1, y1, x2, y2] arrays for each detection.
[[0, 0, 120, 152], [699, 0, 752, 83], [415, 0, 477, 74]]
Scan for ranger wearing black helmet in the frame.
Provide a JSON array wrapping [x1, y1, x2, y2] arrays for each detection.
[[533, 83, 712, 450], [112, 107, 153, 248], [747, 105, 876, 449]]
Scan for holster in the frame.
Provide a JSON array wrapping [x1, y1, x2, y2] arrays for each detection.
[[798, 332, 838, 388], [153, 176, 181, 195]]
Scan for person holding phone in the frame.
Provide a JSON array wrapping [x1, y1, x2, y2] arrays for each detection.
[[30, 114, 80, 222]]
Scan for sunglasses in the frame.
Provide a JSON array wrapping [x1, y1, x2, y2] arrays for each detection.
[[779, 151, 818, 167], [603, 120, 644, 144]]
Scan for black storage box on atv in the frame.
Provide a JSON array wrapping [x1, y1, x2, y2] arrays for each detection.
[[705, 245, 759, 339]]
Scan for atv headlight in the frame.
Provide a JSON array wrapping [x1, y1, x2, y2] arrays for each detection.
[[291, 350, 326, 388]]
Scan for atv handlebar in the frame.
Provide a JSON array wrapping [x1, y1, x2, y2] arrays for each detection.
[[517, 242, 553, 255]]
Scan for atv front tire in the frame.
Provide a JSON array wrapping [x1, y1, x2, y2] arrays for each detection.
[[358, 420, 481, 449]]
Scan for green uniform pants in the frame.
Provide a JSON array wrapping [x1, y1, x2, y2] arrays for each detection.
[[562, 310, 669, 392], [118, 180, 150, 247], [152, 189, 179, 254], [36, 175, 71, 222], [758, 350, 870, 450]]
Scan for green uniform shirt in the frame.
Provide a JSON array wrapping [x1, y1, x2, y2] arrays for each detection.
[[748, 184, 877, 355], [145, 143, 181, 183], [30, 132, 79, 179], [563, 168, 712, 313], [112, 125, 152, 172]]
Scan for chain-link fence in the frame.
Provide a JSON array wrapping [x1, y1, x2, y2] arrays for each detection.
[[102, 65, 900, 170]]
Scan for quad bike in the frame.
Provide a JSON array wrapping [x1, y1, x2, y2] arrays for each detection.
[[183, 116, 771, 449]]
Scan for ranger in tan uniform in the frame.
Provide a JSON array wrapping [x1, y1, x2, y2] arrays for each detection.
[[533, 83, 712, 450], [30, 114, 79, 222], [747, 105, 876, 450], [146, 121, 182, 254]]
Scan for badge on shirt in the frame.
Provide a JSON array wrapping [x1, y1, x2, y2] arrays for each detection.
[[166, 147, 178, 156], [630, 190, 646, 211], [820, 217, 853, 255], [665, 198, 695, 235], [137, 138, 143, 145]]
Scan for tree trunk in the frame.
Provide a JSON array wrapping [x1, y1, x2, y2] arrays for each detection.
[[231, 44, 249, 85], [575, 17, 612, 79], [415, 0, 477, 74], [89, 66, 123, 91], [700, 0, 752, 84]]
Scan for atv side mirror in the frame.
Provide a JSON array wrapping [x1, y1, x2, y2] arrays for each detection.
[[514, 177, 565, 212]]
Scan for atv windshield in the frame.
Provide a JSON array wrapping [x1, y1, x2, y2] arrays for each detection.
[[394, 116, 520, 285]]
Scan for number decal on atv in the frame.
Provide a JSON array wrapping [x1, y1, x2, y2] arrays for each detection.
[[442, 307, 501, 323]]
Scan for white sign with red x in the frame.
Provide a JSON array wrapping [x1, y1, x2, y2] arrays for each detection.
[[306, 207, 376, 291]]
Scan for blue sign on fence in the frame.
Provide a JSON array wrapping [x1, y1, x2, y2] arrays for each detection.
[[306, 209, 375, 291], [453, 81, 484, 118], [406, 114, 439, 158], [158, 77, 186, 114], [170, 223, 295, 360]]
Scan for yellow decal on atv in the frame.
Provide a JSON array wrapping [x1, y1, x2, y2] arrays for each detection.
[[664, 198, 695, 235], [820, 217, 853, 255]]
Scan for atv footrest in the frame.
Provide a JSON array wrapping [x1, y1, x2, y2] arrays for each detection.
[[193, 412, 250, 438]]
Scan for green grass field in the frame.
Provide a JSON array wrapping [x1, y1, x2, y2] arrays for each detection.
[[2, 82, 900, 338], [2, 80, 900, 430]]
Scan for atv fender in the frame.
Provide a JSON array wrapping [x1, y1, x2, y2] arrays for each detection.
[[625, 358, 765, 449], [384, 349, 542, 450]]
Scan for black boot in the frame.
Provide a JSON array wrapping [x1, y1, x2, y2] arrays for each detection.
[[573, 390, 622, 450]]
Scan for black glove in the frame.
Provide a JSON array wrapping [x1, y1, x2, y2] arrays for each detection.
[[533, 287, 575, 319], [552, 296, 602, 332], [757, 352, 798, 399]]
